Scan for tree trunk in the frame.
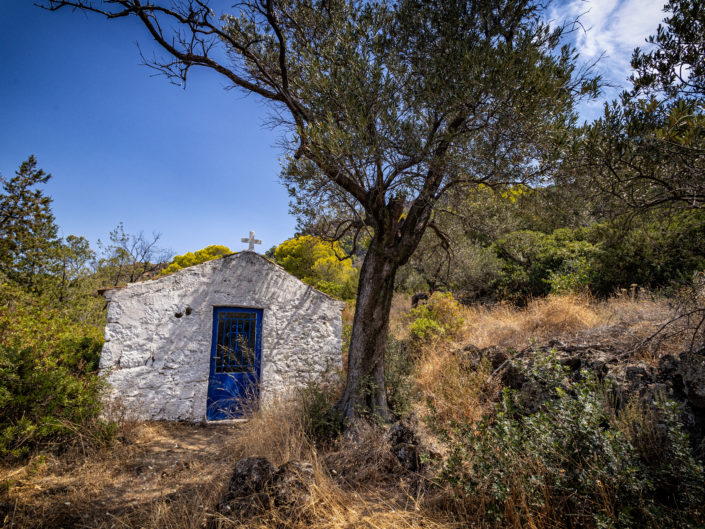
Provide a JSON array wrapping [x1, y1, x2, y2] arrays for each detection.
[[337, 243, 399, 421]]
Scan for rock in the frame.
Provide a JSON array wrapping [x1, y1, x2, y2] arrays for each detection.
[[658, 354, 679, 378], [461, 344, 509, 371], [271, 461, 314, 507], [499, 362, 526, 390], [680, 352, 705, 409], [625, 365, 653, 386], [342, 417, 377, 445], [387, 421, 420, 472], [215, 457, 316, 522], [216, 457, 275, 517]]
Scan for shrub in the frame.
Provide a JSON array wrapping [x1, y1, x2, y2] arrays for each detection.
[[408, 292, 465, 345], [491, 210, 705, 302], [434, 358, 705, 528], [492, 229, 601, 301], [158, 244, 231, 277], [273, 235, 358, 300], [0, 297, 112, 457], [0, 343, 113, 457], [299, 380, 344, 444]]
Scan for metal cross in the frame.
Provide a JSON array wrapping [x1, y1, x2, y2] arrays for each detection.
[[241, 230, 262, 252]]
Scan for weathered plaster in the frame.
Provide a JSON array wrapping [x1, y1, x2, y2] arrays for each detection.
[[100, 252, 344, 421]]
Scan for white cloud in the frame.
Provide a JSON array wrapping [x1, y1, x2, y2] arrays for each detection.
[[551, 0, 666, 90]]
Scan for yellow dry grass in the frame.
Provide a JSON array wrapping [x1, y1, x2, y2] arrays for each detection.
[[1, 294, 681, 529], [409, 293, 678, 428]]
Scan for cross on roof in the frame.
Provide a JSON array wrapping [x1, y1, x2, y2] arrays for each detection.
[[241, 230, 262, 252]]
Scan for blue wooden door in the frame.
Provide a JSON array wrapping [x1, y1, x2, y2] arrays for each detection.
[[206, 307, 262, 420]]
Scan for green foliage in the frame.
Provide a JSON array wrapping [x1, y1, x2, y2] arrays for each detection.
[[158, 245, 232, 277], [299, 380, 344, 444], [433, 359, 705, 528], [0, 292, 111, 457], [274, 235, 358, 300], [408, 292, 465, 344], [492, 229, 601, 301], [0, 343, 112, 458], [577, 0, 705, 213], [490, 209, 705, 301], [384, 338, 416, 419], [631, 0, 705, 100]]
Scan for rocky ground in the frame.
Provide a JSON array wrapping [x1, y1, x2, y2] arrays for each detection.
[[461, 339, 705, 459]]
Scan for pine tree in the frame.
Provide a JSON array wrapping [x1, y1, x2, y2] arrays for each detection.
[[0, 156, 60, 291]]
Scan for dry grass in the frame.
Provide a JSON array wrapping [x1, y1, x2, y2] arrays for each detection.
[[226, 396, 313, 466], [459, 293, 679, 355], [1, 294, 684, 529], [414, 342, 499, 427], [0, 421, 240, 529], [1, 398, 448, 529], [408, 293, 679, 429]]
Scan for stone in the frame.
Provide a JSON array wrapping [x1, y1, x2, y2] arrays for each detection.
[[214, 458, 314, 522], [387, 421, 420, 472], [271, 461, 314, 507], [461, 344, 509, 371], [216, 457, 275, 517], [680, 351, 705, 409], [99, 252, 344, 421]]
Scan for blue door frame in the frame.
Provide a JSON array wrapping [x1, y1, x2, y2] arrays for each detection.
[[206, 307, 262, 420]]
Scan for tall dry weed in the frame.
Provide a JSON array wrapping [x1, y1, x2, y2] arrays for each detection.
[[462, 294, 603, 348], [227, 396, 313, 466], [415, 342, 498, 427]]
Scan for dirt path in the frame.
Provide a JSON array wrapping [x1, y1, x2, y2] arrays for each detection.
[[1, 422, 241, 529]]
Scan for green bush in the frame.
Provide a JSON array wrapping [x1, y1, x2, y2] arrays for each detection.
[[0, 343, 113, 457], [433, 359, 705, 528], [491, 210, 705, 302], [0, 297, 113, 457], [298, 380, 344, 444], [492, 229, 601, 301], [408, 292, 465, 344], [586, 210, 705, 296]]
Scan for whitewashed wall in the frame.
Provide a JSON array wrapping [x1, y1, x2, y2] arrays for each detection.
[[100, 252, 344, 421]]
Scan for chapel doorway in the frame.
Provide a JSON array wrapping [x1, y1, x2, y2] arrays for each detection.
[[206, 307, 262, 420]]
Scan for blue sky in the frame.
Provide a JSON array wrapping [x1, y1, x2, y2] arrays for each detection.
[[0, 0, 666, 256]]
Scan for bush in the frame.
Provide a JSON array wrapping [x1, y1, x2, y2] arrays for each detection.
[[0, 343, 113, 457], [158, 244, 231, 277], [434, 358, 705, 528], [0, 297, 113, 457], [273, 235, 358, 300], [298, 381, 344, 444], [492, 229, 601, 301], [408, 292, 465, 345], [491, 210, 705, 302]]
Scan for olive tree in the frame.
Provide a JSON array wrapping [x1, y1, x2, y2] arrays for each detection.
[[45, 0, 595, 419]]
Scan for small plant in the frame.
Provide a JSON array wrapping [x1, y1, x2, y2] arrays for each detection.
[[408, 292, 465, 345], [299, 380, 344, 444]]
